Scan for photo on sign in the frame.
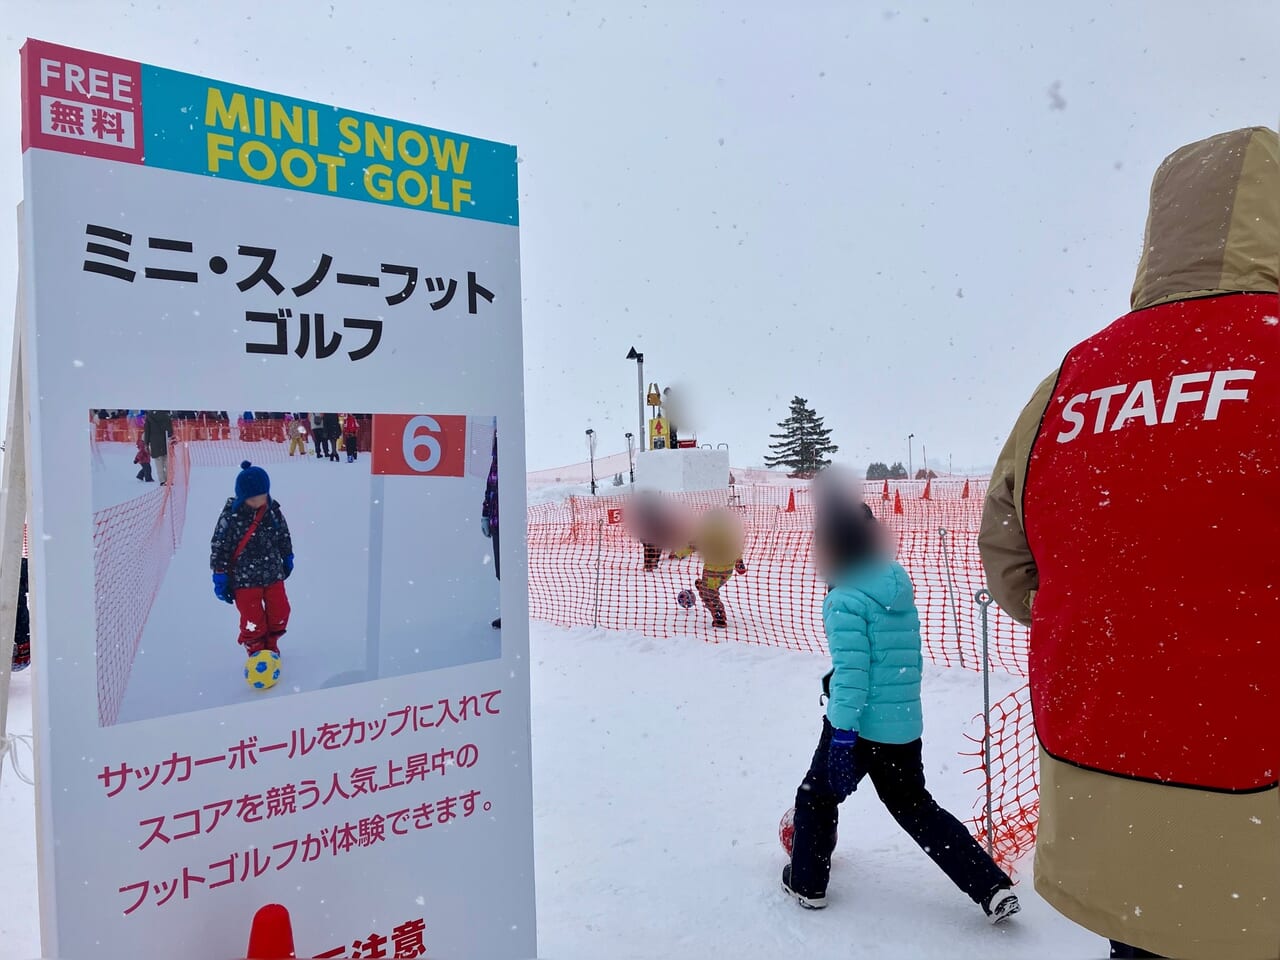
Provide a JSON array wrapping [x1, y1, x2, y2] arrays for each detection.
[[90, 409, 502, 727]]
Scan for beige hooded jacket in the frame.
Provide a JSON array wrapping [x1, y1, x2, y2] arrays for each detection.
[[979, 126, 1280, 959]]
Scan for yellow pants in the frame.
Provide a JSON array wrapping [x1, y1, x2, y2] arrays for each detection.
[[288, 436, 307, 456]]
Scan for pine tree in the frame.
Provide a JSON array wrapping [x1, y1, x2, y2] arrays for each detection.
[[866, 462, 890, 481], [764, 396, 839, 478]]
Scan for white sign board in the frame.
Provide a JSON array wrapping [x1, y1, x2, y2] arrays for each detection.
[[19, 38, 534, 959]]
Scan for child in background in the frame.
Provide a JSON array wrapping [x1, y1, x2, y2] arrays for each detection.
[[343, 414, 360, 463], [671, 508, 747, 628], [10, 555, 29, 673], [480, 430, 500, 629], [287, 414, 309, 457], [625, 490, 684, 571], [781, 471, 1018, 923], [134, 433, 153, 482], [210, 461, 294, 657]]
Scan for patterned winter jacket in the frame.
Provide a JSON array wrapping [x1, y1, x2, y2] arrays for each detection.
[[482, 437, 498, 531], [823, 559, 924, 744], [210, 498, 293, 590]]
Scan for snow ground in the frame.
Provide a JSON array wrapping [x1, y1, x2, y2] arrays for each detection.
[[92, 445, 501, 727], [3, 621, 1104, 958]]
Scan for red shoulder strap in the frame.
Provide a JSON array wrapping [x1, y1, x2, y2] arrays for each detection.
[[230, 504, 267, 565]]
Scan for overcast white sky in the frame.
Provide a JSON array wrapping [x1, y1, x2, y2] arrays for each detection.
[[1, 0, 1277, 472]]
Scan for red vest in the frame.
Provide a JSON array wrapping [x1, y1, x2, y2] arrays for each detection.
[[1024, 292, 1280, 792]]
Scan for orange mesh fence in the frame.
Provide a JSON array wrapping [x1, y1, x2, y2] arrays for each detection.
[[963, 683, 1039, 869], [527, 477, 1038, 870], [173, 417, 371, 468], [177, 419, 291, 468], [93, 440, 190, 726]]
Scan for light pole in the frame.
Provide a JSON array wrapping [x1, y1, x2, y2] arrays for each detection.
[[625, 432, 635, 484], [908, 433, 915, 479], [626, 346, 645, 452], [586, 428, 597, 495]]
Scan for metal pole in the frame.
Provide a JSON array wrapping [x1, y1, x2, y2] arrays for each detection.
[[593, 519, 604, 627], [976, 588, 995, 856], [637, 355, 646, 452], [908, 433, 914, 479], [938, 528, 968, 669]]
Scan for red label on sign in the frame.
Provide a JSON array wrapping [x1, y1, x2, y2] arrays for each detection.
[[607, 508, 623, 525], [370, 414, 467, 477], [22, 39, 144, 163]]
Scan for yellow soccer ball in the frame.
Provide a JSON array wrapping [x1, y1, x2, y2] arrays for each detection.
[[244, 649, 281, 690]]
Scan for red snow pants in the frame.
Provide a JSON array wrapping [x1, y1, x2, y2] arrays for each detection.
[[234, 580, 291, 654]]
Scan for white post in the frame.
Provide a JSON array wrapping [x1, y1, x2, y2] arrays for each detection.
[[0, 230, 30, 776]]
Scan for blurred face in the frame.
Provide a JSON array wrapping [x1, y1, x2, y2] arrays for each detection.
[[245, 494, 268, 509]]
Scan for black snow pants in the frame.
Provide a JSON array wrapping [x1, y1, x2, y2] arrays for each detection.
[[789, 717, 1011, 903], [491, 525, 501, 581]]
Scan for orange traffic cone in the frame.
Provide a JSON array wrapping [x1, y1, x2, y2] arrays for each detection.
[[893, 490, 903, 515], [961, 479, 970, 499], [785, 489, 796, 513], [922, 478, 932, 500], [246, 904, 296, 959], [881, 479, 890, 501]]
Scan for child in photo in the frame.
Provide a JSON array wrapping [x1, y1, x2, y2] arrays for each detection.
[[210, 461, 294, 656], [481, 430, 500, 628], [287, 414, 309, 457], [134, 432, 153, 482], [343, 414, 360, 462], [782, 470, 1018, 923]]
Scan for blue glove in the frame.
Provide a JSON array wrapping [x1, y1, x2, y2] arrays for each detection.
[[827, 727, 860, 798], [283, 554, 294, 578], [481, 516, 492, 538], [212, 571, 232, 604]]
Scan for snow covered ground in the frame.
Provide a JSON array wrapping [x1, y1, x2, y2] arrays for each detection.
[[92, 444, 501, 727], [3, 621, 1104, 958]]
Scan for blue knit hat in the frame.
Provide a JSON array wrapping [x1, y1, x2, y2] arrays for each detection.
[[234, 460, 270, 507]]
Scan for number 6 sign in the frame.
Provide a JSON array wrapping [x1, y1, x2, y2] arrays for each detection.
[[370, 413, 468, 476]]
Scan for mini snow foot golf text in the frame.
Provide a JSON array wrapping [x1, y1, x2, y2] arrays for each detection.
[[18, 38, 534, 960]]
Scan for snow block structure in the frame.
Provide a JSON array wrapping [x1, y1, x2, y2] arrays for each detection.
[[634, 448, 729, 493]]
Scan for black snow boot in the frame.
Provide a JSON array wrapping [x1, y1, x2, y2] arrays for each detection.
[[781, 864, 827, 910]]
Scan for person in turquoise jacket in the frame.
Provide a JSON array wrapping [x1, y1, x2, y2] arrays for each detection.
[[781, 472, 1019, 925]]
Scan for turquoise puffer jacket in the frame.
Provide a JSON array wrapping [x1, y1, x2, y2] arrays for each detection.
[[823, 559, 924, 744]]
